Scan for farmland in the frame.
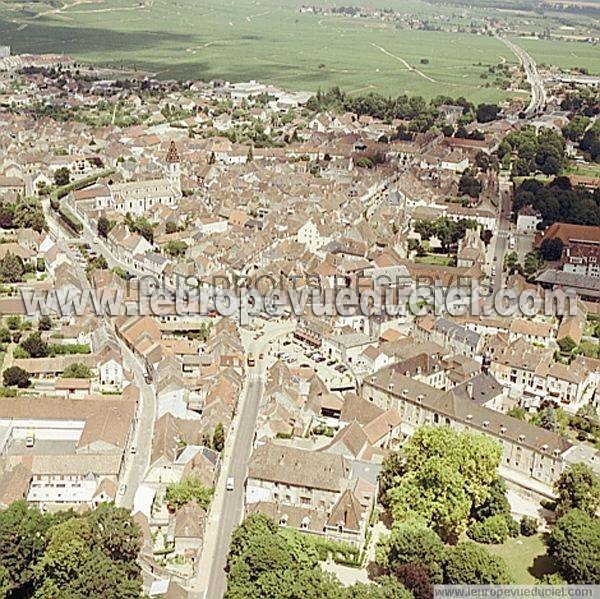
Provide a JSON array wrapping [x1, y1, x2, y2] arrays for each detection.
[[0, 0, 598, 101]]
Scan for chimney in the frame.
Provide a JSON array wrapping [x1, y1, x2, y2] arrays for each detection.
[[467, 381, 474, 400]]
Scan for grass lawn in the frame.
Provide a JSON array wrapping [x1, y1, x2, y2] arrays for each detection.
[[479, 534, 556, 584], [414, 254, 456, 266], [564, 163, 600, 179]]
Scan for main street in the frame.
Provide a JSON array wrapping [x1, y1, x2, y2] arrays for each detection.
[[194, 321, 294, 599], [41, 199, 157, 509], [491, 179, 514, 293]]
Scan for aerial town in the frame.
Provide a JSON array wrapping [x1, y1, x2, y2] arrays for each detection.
[[0, 35, 598, 599]]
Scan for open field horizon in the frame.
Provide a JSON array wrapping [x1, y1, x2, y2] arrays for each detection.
[[0, 0, 599, 101]]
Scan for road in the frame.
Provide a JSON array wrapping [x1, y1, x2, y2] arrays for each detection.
[[195, 321, 293, 599], [495, 33, 546, 116], [42, 199, 156, 509], [115, 340, 157, 508], [492, 181, 513, 293]]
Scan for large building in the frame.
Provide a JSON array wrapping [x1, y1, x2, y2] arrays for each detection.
[[536, 222, 600, 279], [0, 397, 135, 508], [362, 364, 578, 497]]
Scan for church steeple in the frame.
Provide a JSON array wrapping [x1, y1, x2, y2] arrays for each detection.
[[165, 141, 181, 196], [166, 141, 180, 164]]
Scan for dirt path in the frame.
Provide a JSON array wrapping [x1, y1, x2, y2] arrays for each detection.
[[33, 0, 101, 19], [370, 42, 437, 83]]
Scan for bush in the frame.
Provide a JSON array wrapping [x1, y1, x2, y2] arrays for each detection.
[[520, 516, 538, 537], [507, 517, 520, 538], [466, 515, 510, 544]]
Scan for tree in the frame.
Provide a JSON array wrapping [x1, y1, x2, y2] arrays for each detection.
[[7, 315, 21, 330], [548, 509, 600, 584], [540, 238, 564, 261], [471, 477, 511, 522], [0, 252, 25, 283], [344, 577, 412, 599], [386, 427, 501, 541], [557, 336, 577, 355], [380, 520, 446, 583], [62, 362, 91, 379], [132, 217, 154, 243], [20, 331, 48, 358], [466, 515, 510, 544], [164, 240, 188, 257], [97, 215, 112, 238], [475, 151, 490, 172], [504, 251, 519, 273], [394, 563, 433, 599], [555, 463, 600, 518], [523, 251, 541, 277], [3, 365, 31, 388], [228, 513, 278, 564], [507, 406, 526, 420], [0, 501, 73, 597], [444, 542, 512, 584], [53, 167, 71, 187], [212, 422, 225, 452], [476, 103, 499, 123], [458, 169, 482, 199], [165, 220, 179, 234], [538, 406, 559, 432], [33, 504, 142, 598], [38, 315, 52, 331], [388, 459, 471, 542], [165, 475, 213, 510], [378, 451, 404, 505]]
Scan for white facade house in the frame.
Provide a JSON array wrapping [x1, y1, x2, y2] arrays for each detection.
[[297, 219, 331, 253], [517, 210, 542, 233]]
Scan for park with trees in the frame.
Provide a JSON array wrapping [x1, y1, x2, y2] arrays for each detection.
[[0, 502, 142, 598]]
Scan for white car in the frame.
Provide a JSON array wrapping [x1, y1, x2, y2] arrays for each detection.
[[226, 477, 235, 491], [118, 484, 127, 496]]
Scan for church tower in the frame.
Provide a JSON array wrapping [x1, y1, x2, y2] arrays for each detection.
[[165, 141, 181, 196]]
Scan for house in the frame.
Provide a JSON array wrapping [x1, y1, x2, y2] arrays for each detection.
[[173, 501, 207, 555], [516, 206, 542, 233], [98, 348, 124, 389], [245, 443, 376, 546]]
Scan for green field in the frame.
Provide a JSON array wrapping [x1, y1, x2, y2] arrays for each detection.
[[0, 0, 598, 100]]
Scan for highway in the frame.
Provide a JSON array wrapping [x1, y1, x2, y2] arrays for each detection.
[[495, 33, 546, 117]]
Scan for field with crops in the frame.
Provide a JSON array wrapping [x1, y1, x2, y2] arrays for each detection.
[[0, 0, 598, 100]]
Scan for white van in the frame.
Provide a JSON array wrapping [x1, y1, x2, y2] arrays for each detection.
[[226, 477, 235, 491]]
